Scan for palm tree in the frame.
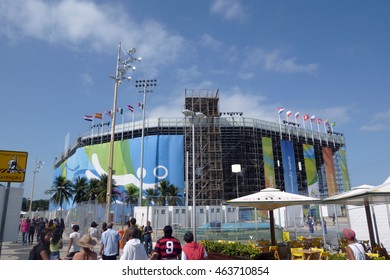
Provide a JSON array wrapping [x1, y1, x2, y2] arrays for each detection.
[[157, 180, 169, 206], [157, 180, 182, 206], [45, 175, 73, 216], [84, 178, 102, 202], [98, 174, 118, 203], [167, 184, 183, 206], [144, 187, 159, 206], [72, 176, 89, 205], [123, 184, 139, 217]]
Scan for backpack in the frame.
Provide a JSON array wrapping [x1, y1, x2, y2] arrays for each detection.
[[28, 245, 38, 260], [29, 244, 45, 260]]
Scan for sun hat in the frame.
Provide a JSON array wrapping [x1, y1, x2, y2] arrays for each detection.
[[76, 234, 98, 249], [343, 228, 356, 240]]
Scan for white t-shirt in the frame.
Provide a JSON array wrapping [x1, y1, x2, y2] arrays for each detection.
[[69, 232, 81, 253], [88, 227, 99, 239]]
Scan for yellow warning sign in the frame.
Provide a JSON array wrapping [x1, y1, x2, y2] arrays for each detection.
[[0, 150, 28, 182]]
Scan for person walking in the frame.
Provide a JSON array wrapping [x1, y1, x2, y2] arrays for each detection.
[[66, 224, 81, 259], [73, 234, 98, 260], [343, 228, 366, 260], [143, 221, 153, 256], [151, 225, 182, 260], [28, 218, 37, 245], [88, 221, 100, 240], [36, 217, 46, 243], [49, 229, 63, 260], [30, 229, 52, 260], [120, 227, 148, 260], [181, 231, 208, 260], [99, 222, 121, 260], [20, 218, 29, 246], [122, 218, 138, 249]]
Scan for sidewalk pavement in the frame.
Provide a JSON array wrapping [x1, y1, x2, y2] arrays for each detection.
[[0, 233, 71, 260]]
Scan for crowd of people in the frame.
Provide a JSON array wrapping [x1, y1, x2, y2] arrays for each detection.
[[21, 216, 208, 261]]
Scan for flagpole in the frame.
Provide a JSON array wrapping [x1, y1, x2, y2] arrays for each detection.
[[121, 110, 125, 141], [91, 117, 95, 145], [295, 112, 300, 142], [309, 116, 314, 143], [101, 117, 104, 144], [331, 122, 335, 148], [323, 120, 329, 145], [132, 110, 135, 138], [302, 115, 307, 142], [317, 119, 322, 145], [278, 108, 284, 140], [286, 111, 291, 141]]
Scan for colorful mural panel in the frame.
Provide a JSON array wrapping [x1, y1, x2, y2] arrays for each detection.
[[303, 144, 319, 198], [262, 137, 275, 188], [322, 147, 337, 196], [53, 135, 184, 209], [281, 140, 298, 194]]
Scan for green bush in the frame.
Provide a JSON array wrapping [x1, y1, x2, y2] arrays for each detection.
[[200, 240, 264, 259]]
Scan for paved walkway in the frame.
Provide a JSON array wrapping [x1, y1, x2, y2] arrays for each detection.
[[0, 234, 71, 260]]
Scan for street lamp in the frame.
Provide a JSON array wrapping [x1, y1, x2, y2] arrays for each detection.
[[135, 79, 157, 207], [105, 42, 141, 223], [231, 164, 241, 198], [29, 159, 44, 214], [182, 109, 205, 241]]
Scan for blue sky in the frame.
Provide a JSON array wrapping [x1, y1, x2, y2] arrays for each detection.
[[1, 0, 389, 200]]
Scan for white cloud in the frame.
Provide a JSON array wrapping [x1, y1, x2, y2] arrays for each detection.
[[80, 73, 93, 86], [0, 0, 184, 73], [200, 34, 223, 50], [210, 0, 246, 22], [242, 48, 319, 74], [360, 108, 390, 131]]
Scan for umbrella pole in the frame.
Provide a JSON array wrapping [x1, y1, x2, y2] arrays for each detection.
[[270, 210, 276, 246], [364, 204, 377, 248]]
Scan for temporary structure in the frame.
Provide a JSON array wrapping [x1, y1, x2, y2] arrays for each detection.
[[227, 187, 321, 245]]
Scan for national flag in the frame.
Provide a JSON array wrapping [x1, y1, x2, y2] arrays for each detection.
[[317, 118, 322, 125], [105, 110, 113, 117], [94, 113, 103, 119], [295, 112, 299, 119], [84, 115, 93, 121], [303, 114, 309, 121], [138, 102, 144, 109], [286, 111, 292, 118], [117, 108, 124, 114], [127, 105, 134, 112], [310, 115, 316, 122], [324, 119, 329, 126], [278, 107, 285, 114], [331, 122, 336, 127]]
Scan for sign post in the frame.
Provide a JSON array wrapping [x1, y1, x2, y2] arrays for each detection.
[[0, 150, 28, 258]]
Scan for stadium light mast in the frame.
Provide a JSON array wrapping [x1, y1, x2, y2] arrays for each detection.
[[182, 109, 205, 241], [105, 42, 141, 223], [28, 159, 44, 214], [135, 79, 157, 207]]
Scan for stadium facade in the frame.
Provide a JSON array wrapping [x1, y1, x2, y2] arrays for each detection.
[[53, 89, 350, 211]]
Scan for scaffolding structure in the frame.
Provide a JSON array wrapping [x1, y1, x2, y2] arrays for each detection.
[[184, 89, 224, 206]]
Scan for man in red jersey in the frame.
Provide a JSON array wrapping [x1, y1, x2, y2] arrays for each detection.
[[151, 225, 182, 260]]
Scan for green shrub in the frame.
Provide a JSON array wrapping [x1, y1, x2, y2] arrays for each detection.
[[200, 240, 263, 259]]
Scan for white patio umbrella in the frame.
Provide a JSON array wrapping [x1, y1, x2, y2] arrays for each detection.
[[227, 187, 322, 245], [322, 184, 383, 248]]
